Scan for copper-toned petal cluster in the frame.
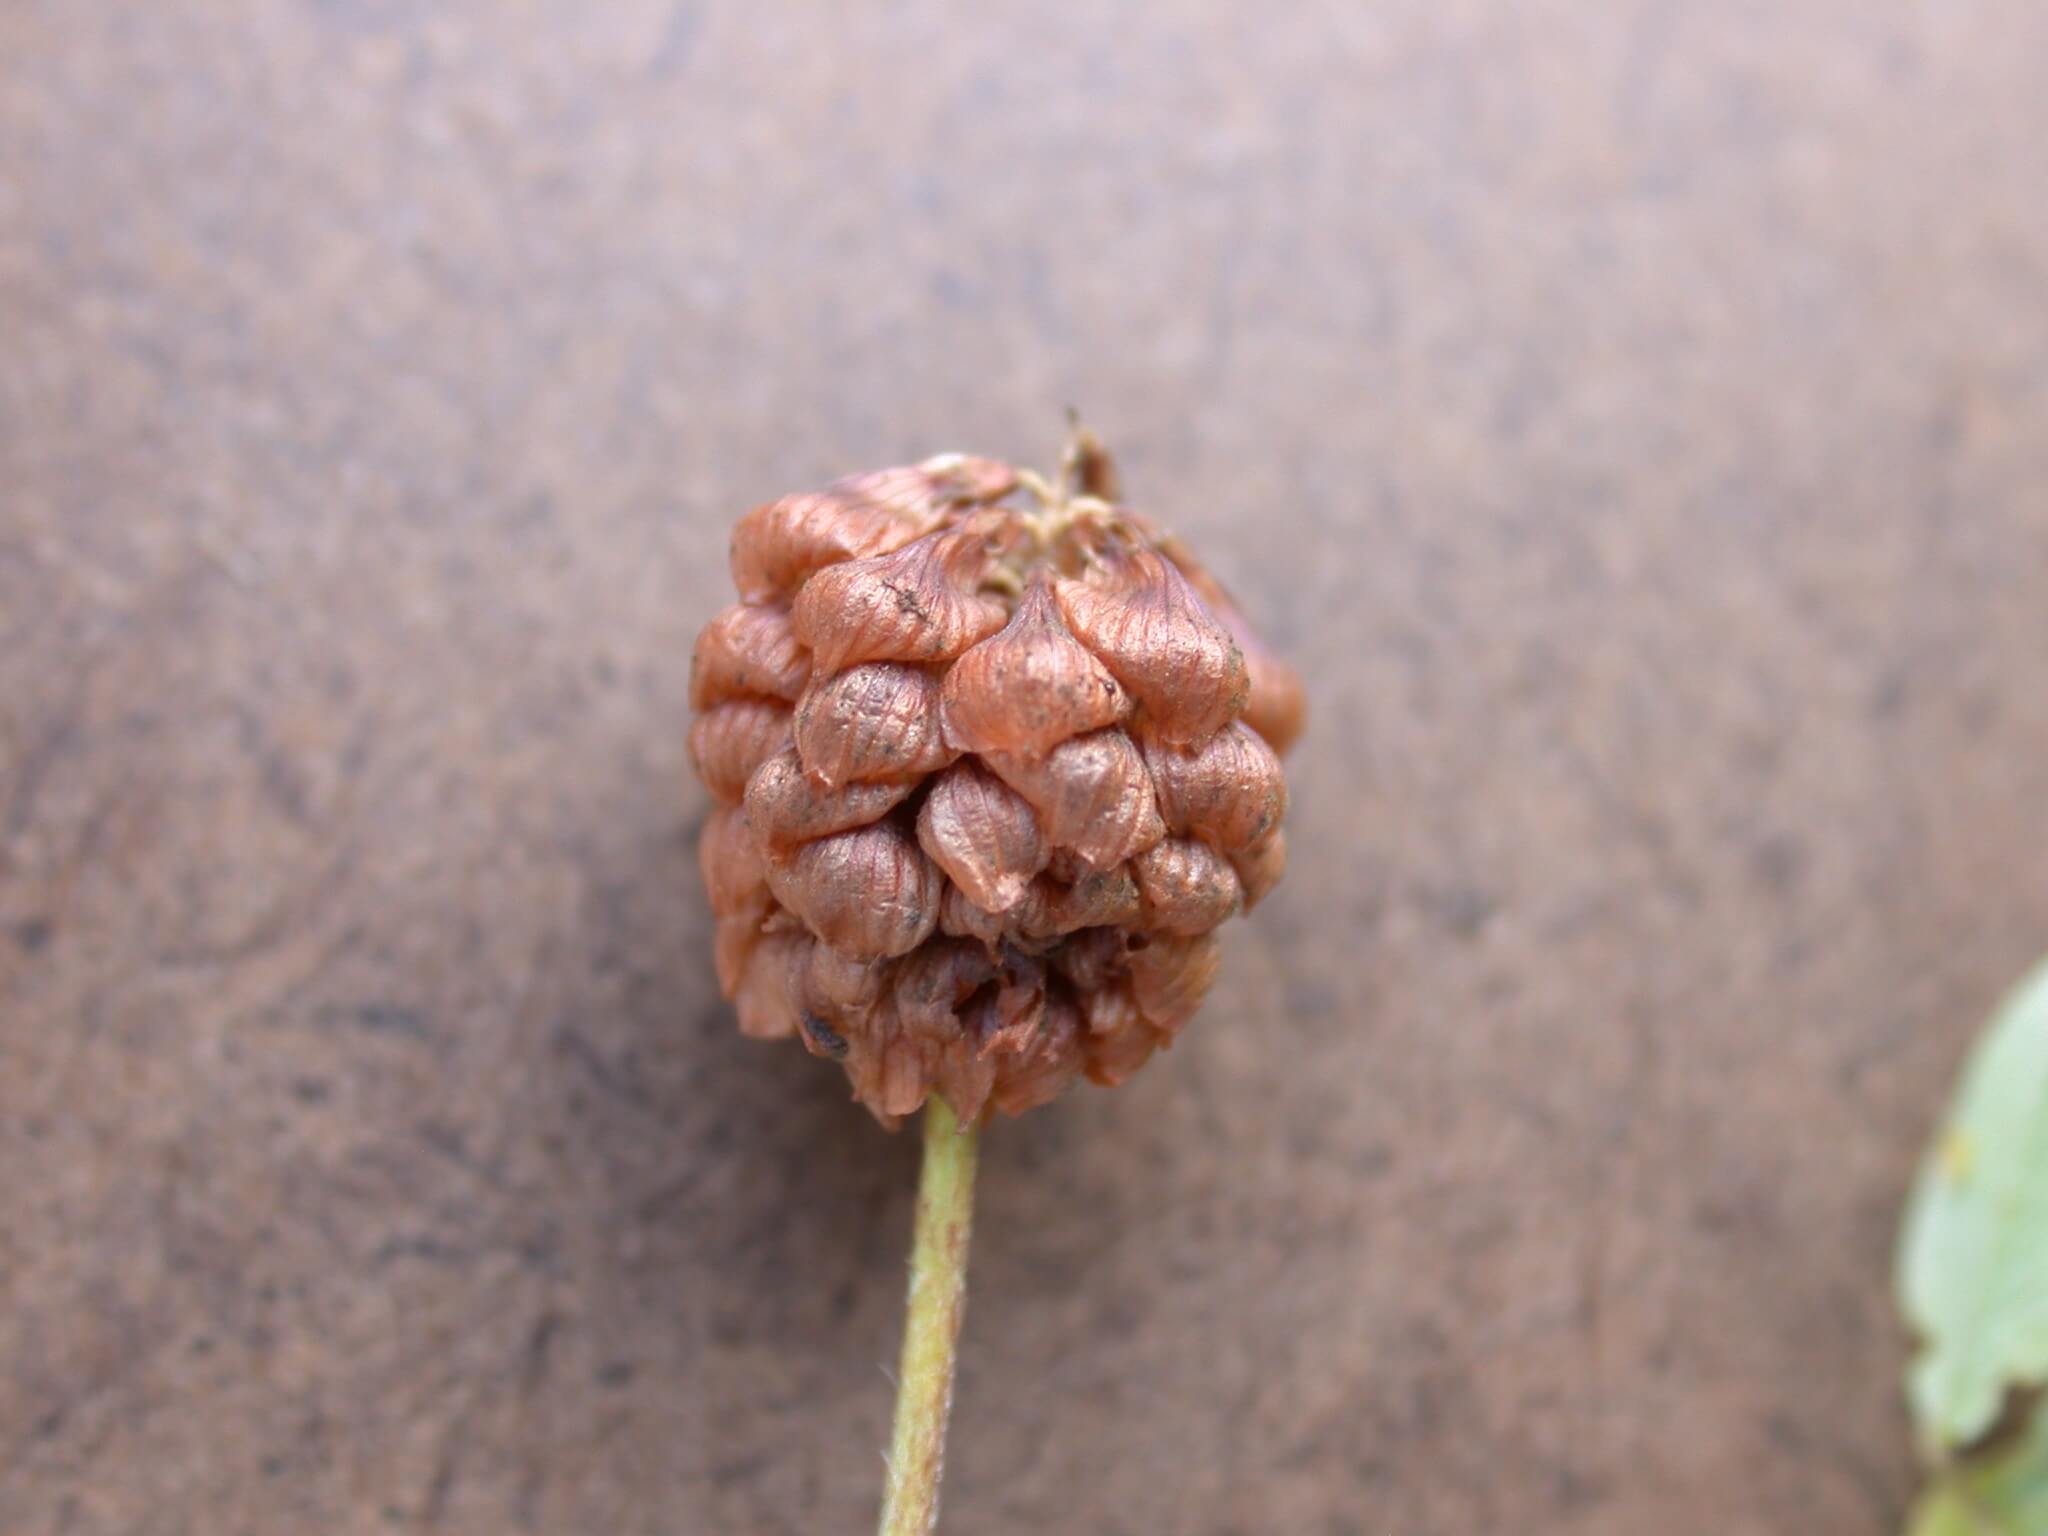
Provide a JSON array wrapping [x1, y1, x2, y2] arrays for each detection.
[[691, 446, 1303, 1124]]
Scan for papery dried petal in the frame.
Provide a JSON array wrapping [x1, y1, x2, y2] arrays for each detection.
[[689, 603, 811, 710], [734, 928, 811, 1040], [1050, 926, 1130, 994], [972, 949, 1047, 1057], [941, 579, 1128, 756], [1085, 1024, 1160, 1087], [744, 748, 916, 850], [698, 806, 768, 918], [840, 1016, 934, 1124], [934, 1036, 998, 1125], [1230, 827, 1288, 911], [836, 1023, 886, 1106], [763, 817, 943, 959], [792, 525, 1009, 674], [1019, 864, 1143, 940], [893, 939, 996, 1044], [1154, 538, 1305, 756], [1042, 847, 1091, 884], [986, 728, 1165, 871], [689, 697, 795, 803], [938, 881, 1011, 949], [1056, 544, 1248, 745], [840, 454, 1018, 520], [1080, 984, 1160, 1087], [877, 1033, 932, 1118], [1142, 723, 1287, 853], [1078, 978, 1142, 1038], [714, 908, 771, 997], [990, 991, 1083, 1117], [1237, 645, 1307, 757], [915, 759, 1050, 914], [1128, 932, 1222, 1030], [1131, 838, 1243, 936], [793, 663, 953, 788], [729, 491, 927, 604], [804, 943, 890, 1018]]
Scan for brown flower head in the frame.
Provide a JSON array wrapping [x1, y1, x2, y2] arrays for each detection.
[[691, 443, 1303, 1125]]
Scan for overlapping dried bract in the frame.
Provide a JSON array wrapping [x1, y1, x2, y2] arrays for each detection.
[[1230, 828, 1289, 911], [989, 991, 1084, 1116], [940, 579, 1127, 756], [986, 730, 1164, 872], [690, 697, 794, 803], [690, 449, 1303, 1123], [730, 491, 922, 605], [839, 455, 1018, 521], [714, 912, 767, 997], [730, 454, 1016, 603], [915, 759, 1049, 914], [1131, 838, 1242, 936], [763, 816, 942, 960], [734, 929, 810, 1040], [1057, 544, 1248, 745], [792, 524, 1010, 674], [1155, 535, 1306, 755], [745, 749, 915, 849], [698, 806, 768, 917], [1233, 642, 1307, 758], [794, 663, 953, 787], [1128, 932, 1223, 1029], [1143, 724, 1287, 852], [690, 603, 811, 710], [1077, 981, 1159, 1086]]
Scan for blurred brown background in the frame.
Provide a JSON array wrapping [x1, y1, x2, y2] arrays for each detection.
[[5, 4, 2048, 1533]]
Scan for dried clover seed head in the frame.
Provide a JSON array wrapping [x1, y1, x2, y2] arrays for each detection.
[[691, 444, 1305, 1125]]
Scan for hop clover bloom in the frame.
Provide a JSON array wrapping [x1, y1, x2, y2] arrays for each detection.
[[691, 446, 1303, 1124]]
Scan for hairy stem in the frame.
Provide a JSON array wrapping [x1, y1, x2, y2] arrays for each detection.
[[878, 1096, 982, 1536]]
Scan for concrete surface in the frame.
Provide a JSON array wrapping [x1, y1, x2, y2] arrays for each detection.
[[5, 3, 2048, 1532]]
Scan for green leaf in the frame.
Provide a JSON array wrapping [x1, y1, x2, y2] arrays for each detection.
[[1899, 957, 2048, 1455], [1907, 1484, 1980, 1536], [1905, 1398, 2048, 1535]]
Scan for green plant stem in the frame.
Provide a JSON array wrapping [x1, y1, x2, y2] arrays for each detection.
[[878, 1096, 981, 1536]]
